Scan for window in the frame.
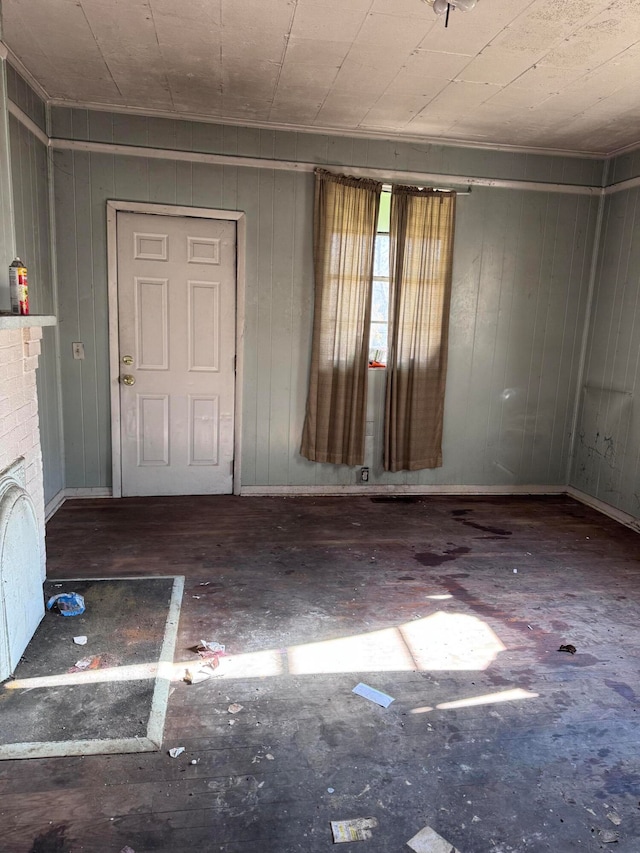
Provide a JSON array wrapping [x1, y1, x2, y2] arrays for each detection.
[[369, 190, 391, 366]]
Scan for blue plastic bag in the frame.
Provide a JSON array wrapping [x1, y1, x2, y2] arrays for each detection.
[[46, 592, 85, 617]]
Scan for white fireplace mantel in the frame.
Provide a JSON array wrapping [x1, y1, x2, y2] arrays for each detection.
[[0, 314, 56, 330]]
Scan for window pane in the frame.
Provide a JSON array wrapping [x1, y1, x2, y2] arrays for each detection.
[[373, 234, 389, 277], [371, 279, 388, 322], [369, 321, 388, 364]]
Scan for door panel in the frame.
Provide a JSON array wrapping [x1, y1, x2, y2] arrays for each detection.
[[117, 212, 236, 496]]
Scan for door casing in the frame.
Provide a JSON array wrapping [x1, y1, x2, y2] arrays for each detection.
[[107, 201, 246, 498]]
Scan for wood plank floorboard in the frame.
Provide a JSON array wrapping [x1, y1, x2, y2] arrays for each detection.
[[2, 495, 640, 852]]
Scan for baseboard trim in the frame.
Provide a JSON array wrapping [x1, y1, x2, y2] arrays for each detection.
[[63, 487, 113, 499], [240, 484, 566, 497], [44, 490, 66, 521], [566, 486, 640, 533], [45, 488, 114, 521]]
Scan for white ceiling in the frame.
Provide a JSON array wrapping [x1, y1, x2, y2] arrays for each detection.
[[5, 0, 640, 155]]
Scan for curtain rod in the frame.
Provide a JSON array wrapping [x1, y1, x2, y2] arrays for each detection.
[[381, 182, 471, 195]]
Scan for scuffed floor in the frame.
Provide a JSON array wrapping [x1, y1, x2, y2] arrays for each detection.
[[2, 495, 639, 852]]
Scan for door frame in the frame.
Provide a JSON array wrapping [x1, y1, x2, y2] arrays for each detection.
[[106, 200, 246, 498]]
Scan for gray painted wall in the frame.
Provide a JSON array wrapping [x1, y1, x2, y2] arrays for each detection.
[[571, 177, 640, 519], [6, 63, 46, 132], [50, 106, 604, 187], [50, 109, 600, 490], [0, 61, 16, 312], [7, 69, 64, 505]]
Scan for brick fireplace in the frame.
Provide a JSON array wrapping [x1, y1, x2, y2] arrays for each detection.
[[0, 322, 51, 681]]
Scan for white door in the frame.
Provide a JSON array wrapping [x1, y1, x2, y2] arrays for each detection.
[[116, 212, 236, 496]]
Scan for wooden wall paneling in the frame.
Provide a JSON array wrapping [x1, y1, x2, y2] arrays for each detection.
[[6, 62, 46, 131], [554, 195, 598, 481], [259, 129, 276, 160], [236, 167, 261, 486], [541, 195, 586, 483], [434, 188, 483, 485], [71, 151, 101, 487], [221, 165, 238, 211], [254, 169, 275, 485], [88, 110, 114, 143], [295, 132, 329, 167], [452, 186, 500, 486], [113, 113, 148, 147], [147, 116, 178, 151], [267, 170, 296, 486], [8, 112, 64, 503], [53, 148, 85, 486], [191, 161, 224, 209], [51, 106, 73, 139], [70, 108, 89, 140], [236, 126, 261, 158], [495, 190, 548, 481], [191, 119, 222, 155], [286, 171, 316, 487], [273, 128, 297, 162], [114, 153, 150, 201], [174, 161, 193, 206], [148, 159, 177, 205], [327, 135, 355, 170], [175, 120, 193, 152], [49, 110, 607, 494], [481, 189, 524, 482], [221, 124, 238, 156], [89, 154, 115, 488], [518, 192, 559, 482]]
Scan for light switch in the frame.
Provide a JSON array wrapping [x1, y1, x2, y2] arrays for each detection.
[[72, 342, 85, 360]]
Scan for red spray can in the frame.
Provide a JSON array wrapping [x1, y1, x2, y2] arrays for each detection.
[[9, 258, 28, 315]]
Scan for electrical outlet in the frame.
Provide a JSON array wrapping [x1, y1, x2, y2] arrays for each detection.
[[72, 342, 85, 360], [360, 467, 369, 483]]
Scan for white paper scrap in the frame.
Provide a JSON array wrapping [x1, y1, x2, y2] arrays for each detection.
[[73, 636, 87, 645], [330, 817, 378, 843], [168, 747, 185, 759], [407, 825, 461, 853], [352, 683, 394, 708]]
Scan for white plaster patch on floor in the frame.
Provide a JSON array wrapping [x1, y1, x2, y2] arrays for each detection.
[[406, 825, 461, 853]]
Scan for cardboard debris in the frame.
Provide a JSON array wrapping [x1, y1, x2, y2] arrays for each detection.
[[352, 683, 394, 708], [407, 825, 461, 853], [330, 817, 378, 843]]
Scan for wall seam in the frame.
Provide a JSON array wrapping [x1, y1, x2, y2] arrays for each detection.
[[565, 159, 610, 487]]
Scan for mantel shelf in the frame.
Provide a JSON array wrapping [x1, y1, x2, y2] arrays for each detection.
[[0, 314, 57, 330]]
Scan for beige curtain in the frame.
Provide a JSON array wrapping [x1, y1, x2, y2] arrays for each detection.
[[301, 169, 382, 465], [384, 186, 456, 472]]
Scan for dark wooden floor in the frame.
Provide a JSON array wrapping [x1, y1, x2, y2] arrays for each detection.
[[2, 494, 640, 852]]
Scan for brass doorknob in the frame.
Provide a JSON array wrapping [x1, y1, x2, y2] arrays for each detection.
[[120, 374, 136, 386], [122, 355, 134, 366]]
